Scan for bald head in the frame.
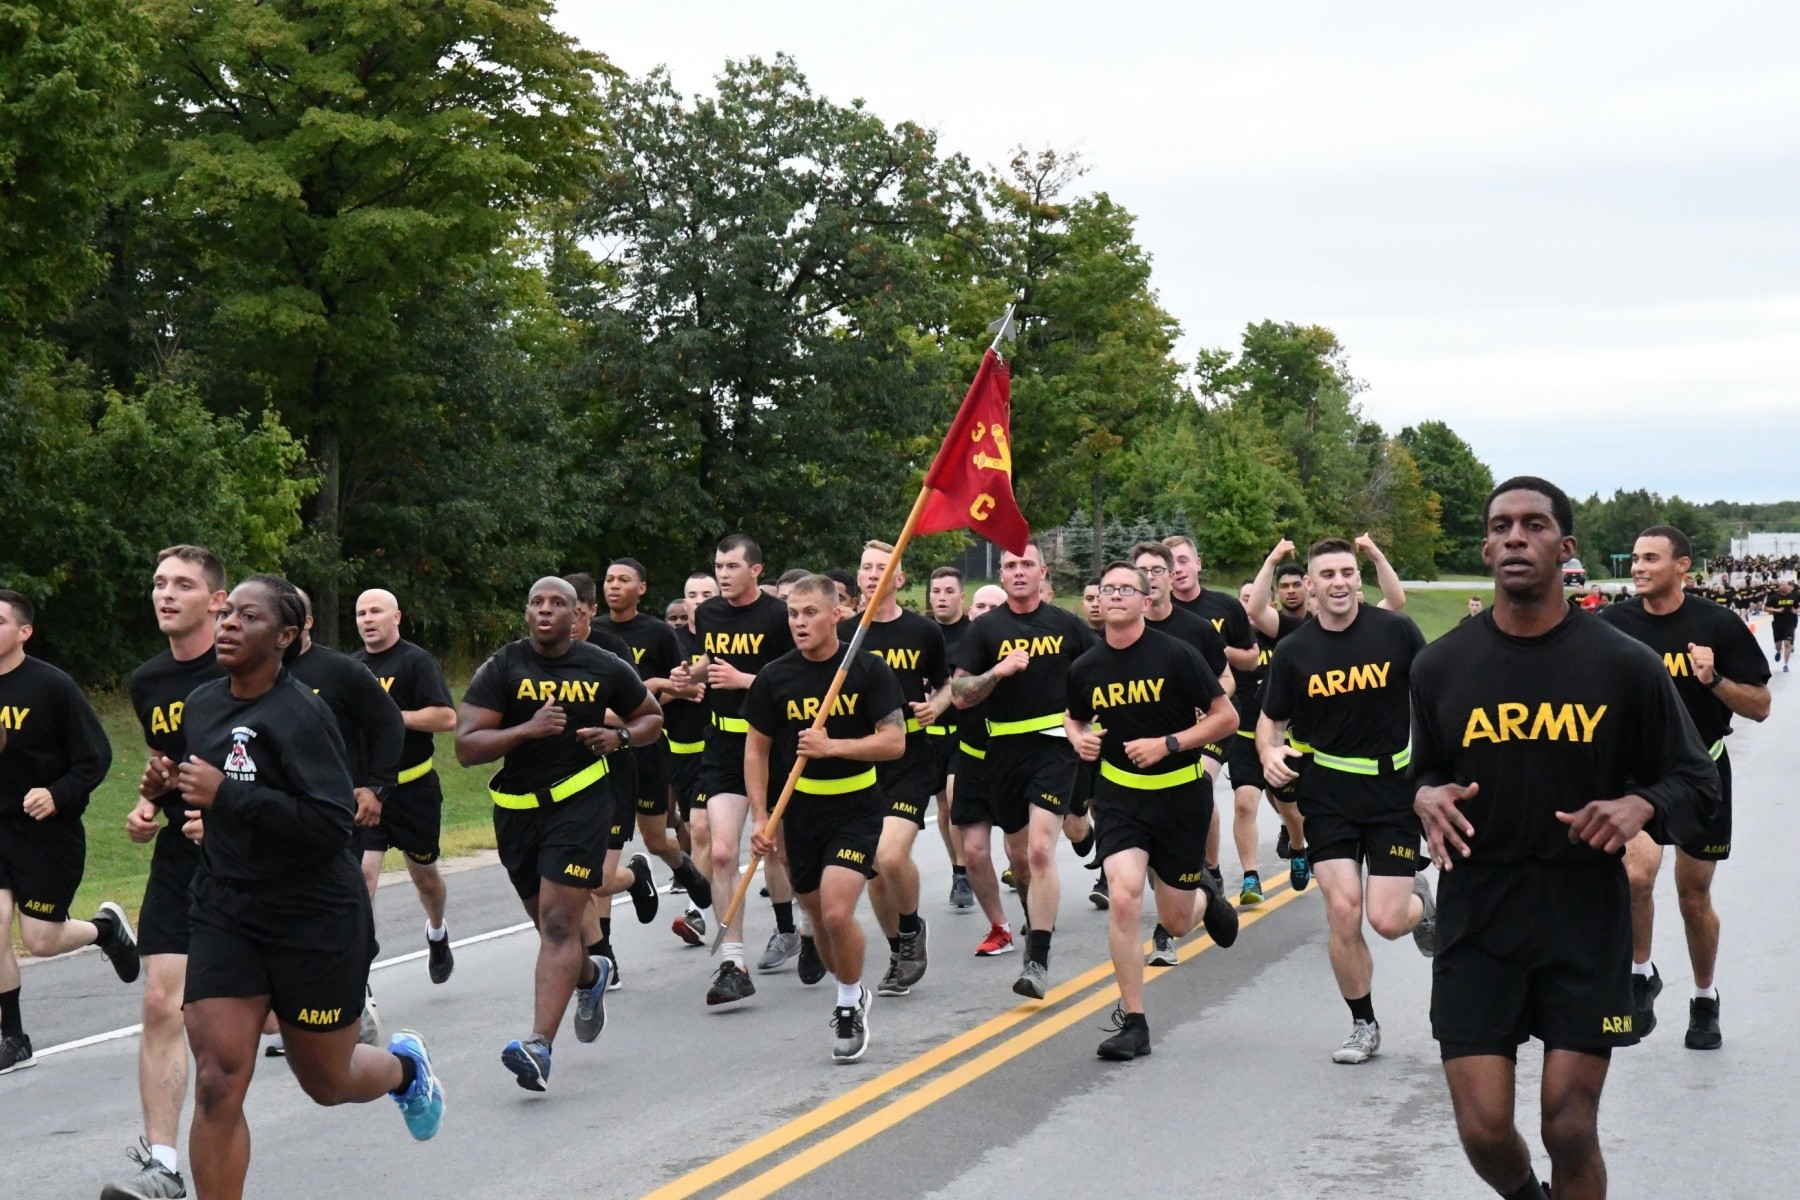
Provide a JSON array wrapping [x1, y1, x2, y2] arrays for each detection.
[[530, 576, 578, 605], [969, 584, 1006, 618], [355, 588, 403, 654]]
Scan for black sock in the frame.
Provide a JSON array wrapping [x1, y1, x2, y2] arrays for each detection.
[[600, 916, 613, 940], [586, 939, 609, 960], [1018, 882, 1031, 927], [952, 865, 968, 878], [1070, 830, 1094, 858], [887, 934, 902, 953], [1243, 870, 1260, 883], [773, 901, 795, 934], [389, 1052, 419, 1097], [1347, 993, 1376, 1024], [1501, 1173, 1545, 1200], [898, 911, 922, 936], [90, 908, 116, 947], [0, 987, 21, 1038], [579, 959, 600, 989], [1027, 928, 1052, 967]]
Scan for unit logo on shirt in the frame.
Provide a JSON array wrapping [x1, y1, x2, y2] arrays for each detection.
[[223, 726, 259, 781]]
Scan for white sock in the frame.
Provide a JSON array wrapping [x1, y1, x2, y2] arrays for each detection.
[[1694, 984, 1718, 1000], [149, 1144, 178, 1173], [835, 979, 862, 1007], [425, 922, 446, 942], [1631, 960, 1653, 978], [722, 941, 745, 967], [798, 909, 814, 936]]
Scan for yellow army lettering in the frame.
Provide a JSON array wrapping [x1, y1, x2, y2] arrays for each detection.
[[892, 801, 922, 817], [1175, 871, 1201, 884], [147, 702, 184, 736], [632, 647, 647, 664], [786, 693, 861, 721], [872, 647, 922, 671], [997, 636, 1064, 658], [1209, 618, 1226, 633], [22, 898, 55, 914], [563, 863, 593, 881], [1089, 678, 1167, 709], [378, 677, 395, 692], [1306, 663, 1391, 697], [1461, 703, 1606, 747], [1662, 651, 1691, 678], [514, 679, 602, 704], [294, 1007, 343, 1026], [0, 706, 29, 729], [1388, 844, 1417, 861], [836, 848, 869, 865], [704, 632, 766, 657], [1600, 1015, 1633, 1035]]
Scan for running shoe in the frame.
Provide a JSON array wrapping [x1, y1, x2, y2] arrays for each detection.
[[573, 956, 611, 1042], [0, 1033, 33, 1074], [672, 904, 706, 946], [1001, 868, 1017, 890], [1239, 873, 1265, 907], [1096, 1005, 1151, 1061], [387, 1030, 445, 1140], [1686, 994, 1722, 1050], [877, 956, 909, 998], [1147, 925, 1179, 967], [949, 873, 975, 910], [1332, 1019, 1381, 1065], [797, 935, 826, 985], [1276, 826, 1290, 860], [757, 930, 801, 972], [1089, 872, 1110, 910], [893, 919, 928, 989], [359, 987, 382, 1047], [426, 929, 454, 985], [975, 924, 1015, 956], [605, 955, 622, 991], [1199, 877, 1240, 948], [262, 1037, 285, 1059], [501, 1035, 552, 1092], [832, 986, 872, 1062], [1205, 864, 1224, 893], [626, 853, 659, 923], [1632, 964, 1663, 1038], [100, 1139, 185, 1199], [1411, 873, 1437, 957], [93, 901, 141, 984], [707, 961, 756, 1006], [1289, 850, 1312, 893], [1012, 959, 1049, 1000]]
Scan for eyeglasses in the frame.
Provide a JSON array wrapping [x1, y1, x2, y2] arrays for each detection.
[[1138, 565, 1170, 577], [1097, 584, 1146, 597]]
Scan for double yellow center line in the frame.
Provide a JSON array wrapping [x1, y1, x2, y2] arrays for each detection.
[[641, 880, 1314, 1199]]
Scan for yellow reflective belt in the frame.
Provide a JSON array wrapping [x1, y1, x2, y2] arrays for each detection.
[[925, 724, 953, 736], [1708, 738, 1725, 761], [793, 767, 878, 795], [1286, 732, 1315, 754], [1236, 729, 1256, 740], [396, 758, 434, 785], [987, 713, 1063, 737], [1099, 759, 1202, 790], [1312, 746, 1412, 777], [489, 757, 611, 810], [667, 736, 705, 755], [712, 712, 750, 734], [904, 716, 925, 735], [959, 741, 987, 760]]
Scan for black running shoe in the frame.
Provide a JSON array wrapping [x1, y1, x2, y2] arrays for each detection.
[[626, 852, 660, 924], [427, 931, 454, 985], [893, 919, 928, 989], [1089, 873, 1110, 910], [706, 961, 756, 1006], [1632, 965, 1663, 1038], [1096, 1006, 1151, 1061], [0, 1033, 33, 1075], [93, 902, 141, 984], [1685, 994, 1722, 1050], [1276, 826, 1291, 860], [1199, 877, 1239, 948], [797, 934, 826, 985], [1205, 864, 1224, 893]]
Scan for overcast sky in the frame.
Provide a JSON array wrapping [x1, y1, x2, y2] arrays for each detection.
[[557, 2, 1798, 503]]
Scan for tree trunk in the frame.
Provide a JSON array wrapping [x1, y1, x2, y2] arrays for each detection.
[[313, 423, 341, 647], [1090, 470, 1104, 576]]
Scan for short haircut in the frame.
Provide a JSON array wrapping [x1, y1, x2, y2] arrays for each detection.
[[607, 557, 648, 584], [563, 572, 598, 606], [241, 573, 307, 664], [665, 598, 686, 617], [1102, 561, 1151, 592], [863, 540, 895, 555], [1084, 575, 1102, 589], [1161, 534, 1198, 556], [1130, 540, 1173, 568], [0, 588, 35, 626], [1484, 475, 1574, 536], [1640, 524, 1693, 562], [1001, 539, 1044, 562], [1308, 537, 1356, 563], [1275, 562, 1306, 582], [787, 573, 838, 606], [930, 565, 963, 584], [716, 533, 762, 566], [825, 567, 856, 596], [776, 568, 810, 586], [685, 571, 717, 588], [157, 544, 226, 593]]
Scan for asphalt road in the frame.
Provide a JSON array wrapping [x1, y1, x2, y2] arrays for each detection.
[[5, 622, 1795, 1198]]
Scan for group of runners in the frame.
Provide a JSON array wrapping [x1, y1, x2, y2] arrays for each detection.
[[0, 475, 1777, 1200]]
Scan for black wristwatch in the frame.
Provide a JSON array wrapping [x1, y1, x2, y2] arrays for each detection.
[[612, 726, 632, 752], [1705, 672, 1725, 691], [1164, 734, 1181, 755]]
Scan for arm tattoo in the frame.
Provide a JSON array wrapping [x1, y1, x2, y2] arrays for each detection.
[[876, 708, 905, 732], [952, 669, 999, 705]]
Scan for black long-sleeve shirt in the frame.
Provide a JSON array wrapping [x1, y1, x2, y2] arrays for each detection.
[[183, 672, 356, 884], [289, 643, 405, 792], [1409, 608, 1718, 866], [0, 656, 112, 818]]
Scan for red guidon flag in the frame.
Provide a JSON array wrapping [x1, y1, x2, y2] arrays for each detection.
[[916, 349, 1030, 555]]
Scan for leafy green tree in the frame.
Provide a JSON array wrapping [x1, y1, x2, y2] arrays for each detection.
[[1397, 420, 1493, 573], [1354, 438, 1442, 579], [1191, 405, 1311, 569]]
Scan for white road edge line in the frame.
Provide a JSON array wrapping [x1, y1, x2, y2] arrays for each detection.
[[33, 919, 537, 1061]]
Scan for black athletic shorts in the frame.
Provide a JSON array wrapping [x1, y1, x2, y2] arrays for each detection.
[[1666, 751, 1732, 861], [929, 729, 958, 789], [352, 772, 444, 865], [1301, 771, 1421, 876], [606, 772, 636, 851], [1433, 861, 1637, 1059], [694, 731, 748, 806], [138, 824, 203, 956], [1093, 777, 1214, 890], [779, 792, 883, 894], [493, 781, 614, 900], [630, 740, 671, 817], [0, 811, 84, 922], [948, 743, 990, 827], [184, 855, 372, 1032], [879, 741, 938, 828], [669, 747, 704, 822], [957, 735, 1078, 834], [1069, 757, 1096, 820], [1227, 733, 1265, 791]]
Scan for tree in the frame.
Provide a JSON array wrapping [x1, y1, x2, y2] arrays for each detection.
[[125, 0, 607, 641], [1354, 438, 1443, 579], [1190, 405, 1310, 568], [1397, 420, 1492, 573]]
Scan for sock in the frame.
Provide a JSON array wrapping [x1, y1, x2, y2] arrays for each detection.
[[798, 908, 814, 936], [1347, 993, 1376, 1024], [1018, 882, 1031, 927], [723, 941, 745, 967], [600, 916, 612, 941], [898, 911, 922, 936], [0, 987, 21, 1038], [1500, 1173, 1545, 1200], [953, 865, 968, 878], [887, 934, 902, 954], [1243, 870, 1260, 883], [1631, 960, 1653, 978], [425, 922, 446, 942], [587, 938, 611, 961], [149, 1145, 178, 1173], [772, 901, 795, 935], [835, 979, 862, 1007], [1027, 928, 1052, 967], [578, 959, 600, 989], [1070, 829, 1094, 858], [388, 1052, 419, 1098], [1694, 985, 1718, 1001], [90, 908, 117, 947]]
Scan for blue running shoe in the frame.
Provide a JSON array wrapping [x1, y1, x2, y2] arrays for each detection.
[[502, 1035, 551, 1092], [387, 1030, 444, 1140], [573, 956, 611, 1043], [1289, 851, 1312, 893]]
